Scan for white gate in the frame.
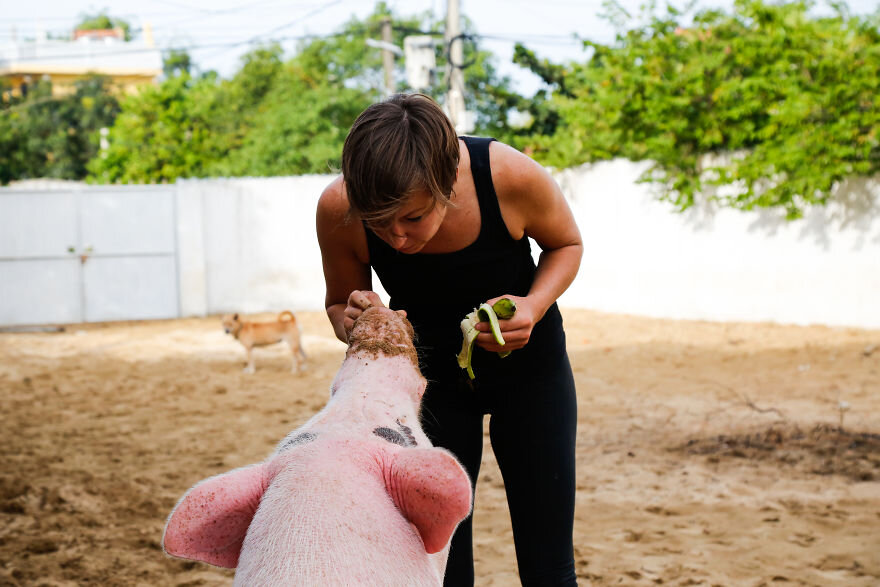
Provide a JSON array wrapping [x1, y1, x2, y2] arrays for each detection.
[[0, 186, 179, 326]]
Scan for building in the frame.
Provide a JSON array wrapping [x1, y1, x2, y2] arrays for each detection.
[[0, 25, 162, 98]]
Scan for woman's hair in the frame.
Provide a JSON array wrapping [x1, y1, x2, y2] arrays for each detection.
[[342, 93, 460, 227]]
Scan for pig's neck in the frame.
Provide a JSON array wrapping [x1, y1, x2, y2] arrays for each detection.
[[326, 352, 425, 422]]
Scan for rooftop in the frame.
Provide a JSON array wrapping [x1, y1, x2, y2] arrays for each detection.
[[0, 32, 162, 77]]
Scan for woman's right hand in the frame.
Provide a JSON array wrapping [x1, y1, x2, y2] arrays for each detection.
[[343, 290, 388, 338]]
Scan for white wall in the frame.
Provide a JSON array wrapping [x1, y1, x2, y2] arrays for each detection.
[[555, 160, 880, 328], [175, 176, 391, 317], [173, 164, 879, 328], [6, 162, 879, 328]]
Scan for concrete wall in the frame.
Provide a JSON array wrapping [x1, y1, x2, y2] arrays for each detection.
[[555, 160, 880, 328], [175, 176, 342, 317], [5, 161, 879, 328]]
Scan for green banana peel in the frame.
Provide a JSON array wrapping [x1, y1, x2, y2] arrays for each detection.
[[456, 298, 517, 380]]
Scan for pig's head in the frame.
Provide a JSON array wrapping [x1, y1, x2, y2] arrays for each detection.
[[163, 305, 472, 576], [346, 306, 418, 367]]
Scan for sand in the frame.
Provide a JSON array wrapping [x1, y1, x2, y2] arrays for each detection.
[[1, 309, 878, 586]]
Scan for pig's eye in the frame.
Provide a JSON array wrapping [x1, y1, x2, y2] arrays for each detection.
[[279, 432, 316, 452], [373, 427, 409, 447]]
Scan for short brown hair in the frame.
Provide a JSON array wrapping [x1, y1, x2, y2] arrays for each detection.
[[342, 93, 459, 227]]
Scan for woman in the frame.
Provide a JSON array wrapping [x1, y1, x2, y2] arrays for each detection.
[[316, 93, 582, 586]]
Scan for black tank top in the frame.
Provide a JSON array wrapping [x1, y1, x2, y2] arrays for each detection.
[[365, 136, 565, 383]]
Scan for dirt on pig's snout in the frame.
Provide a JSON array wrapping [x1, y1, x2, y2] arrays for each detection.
[[347, 308, 419, 367]]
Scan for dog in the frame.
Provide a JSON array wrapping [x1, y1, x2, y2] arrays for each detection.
[[221, 310, 307, 374]]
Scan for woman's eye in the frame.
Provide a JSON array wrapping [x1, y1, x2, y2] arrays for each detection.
[[405, 216, 422, 223]]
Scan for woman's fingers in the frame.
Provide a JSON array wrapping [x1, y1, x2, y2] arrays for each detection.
[[473, 295, 534, 352], [344, 291, 388, 339], [475, 328, 528, 352], [348, 290, 373, 310]]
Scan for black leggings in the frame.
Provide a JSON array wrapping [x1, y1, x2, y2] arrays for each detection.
[[420, 352, 578, 586]]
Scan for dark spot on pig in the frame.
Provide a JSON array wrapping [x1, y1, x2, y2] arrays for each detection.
[[396, 420, 417, 446], [373, 427, 408, 447], [279, 432, 316, 452]]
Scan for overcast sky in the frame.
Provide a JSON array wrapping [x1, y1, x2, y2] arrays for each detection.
[[2, 0, 877, 95]]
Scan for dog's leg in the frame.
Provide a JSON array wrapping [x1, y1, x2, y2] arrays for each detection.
[[286, 337, 306, 374], [298, 344, 308, 371], [288, 340, 301, 374], [244, 346, 255, 374]]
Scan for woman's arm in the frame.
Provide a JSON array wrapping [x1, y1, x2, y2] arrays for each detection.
[[316, 177, 377, 343], [474, 142, 584, 352]]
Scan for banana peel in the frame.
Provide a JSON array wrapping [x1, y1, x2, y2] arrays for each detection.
[[456, 298, 517, 380]]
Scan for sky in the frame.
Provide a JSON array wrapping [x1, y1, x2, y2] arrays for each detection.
[[2, 0, 878, 95]]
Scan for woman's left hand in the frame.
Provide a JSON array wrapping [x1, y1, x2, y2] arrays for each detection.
[[472, 295, 537, 353]]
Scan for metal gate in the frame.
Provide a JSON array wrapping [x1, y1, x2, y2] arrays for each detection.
[[0, 186, 179, 326]]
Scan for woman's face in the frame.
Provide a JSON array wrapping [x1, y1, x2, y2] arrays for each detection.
[[372, 190, 448, 254]]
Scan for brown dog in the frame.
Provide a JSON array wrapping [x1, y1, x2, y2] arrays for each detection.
[[222, 311, 307, 374]]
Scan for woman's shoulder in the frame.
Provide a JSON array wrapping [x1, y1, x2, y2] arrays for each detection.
[[316, 175, 370, 262], [487, 141, 554, 198], [318, 175, 346, 205], [316, 175, 358, 238], [317, 175, 350, 222]]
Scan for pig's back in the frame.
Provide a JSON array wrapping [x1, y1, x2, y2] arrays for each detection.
[[234, 440, 443, 586]]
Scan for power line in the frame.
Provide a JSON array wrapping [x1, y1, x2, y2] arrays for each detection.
[[195, 0, 345, 63], [156, 0, 317, 31], [146, 0, 216, 12], [0, 32, 353, 63], [1, 29, 585, 65], [0, 0, 333, 42], [480, 33, 586, 46], [3, 0, 356, 65]]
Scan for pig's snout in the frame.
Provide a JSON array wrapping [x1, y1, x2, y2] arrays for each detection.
[[347, 307, 418, 364]]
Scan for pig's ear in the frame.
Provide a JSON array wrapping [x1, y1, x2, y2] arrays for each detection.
[[387, 448, 472, 554], [163, 463, 268, 568]]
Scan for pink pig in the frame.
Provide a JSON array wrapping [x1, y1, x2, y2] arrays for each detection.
[[163, 306, 473, 586]]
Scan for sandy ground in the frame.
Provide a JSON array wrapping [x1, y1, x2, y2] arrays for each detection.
[[1, 308, 878, 586]]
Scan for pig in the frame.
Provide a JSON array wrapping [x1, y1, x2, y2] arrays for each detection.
[[162, 306, 473, 586]]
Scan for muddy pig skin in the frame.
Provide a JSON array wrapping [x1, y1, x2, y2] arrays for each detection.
[[162, 307, 472, 586]]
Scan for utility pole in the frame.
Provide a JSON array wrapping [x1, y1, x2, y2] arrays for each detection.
[[445, 0, 466, 132], [366, 19, 402, 97], [381, 17, 394, 97]]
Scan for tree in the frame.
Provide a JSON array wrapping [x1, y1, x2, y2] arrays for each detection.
[[0, 76, 119, 183], [516, 0, 880, 218], [88, 73, 223, 183], [89, 3, 522, 182], [89, 44, 291, 183], [76, 13, 132, 41], [215, 6, 401, 176], [163, 49, 193, 78]]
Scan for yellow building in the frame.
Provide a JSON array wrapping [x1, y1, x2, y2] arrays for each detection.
[[0, 26, 162, 98]]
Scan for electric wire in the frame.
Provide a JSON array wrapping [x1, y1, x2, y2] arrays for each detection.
[[1, 29, 585, 64]]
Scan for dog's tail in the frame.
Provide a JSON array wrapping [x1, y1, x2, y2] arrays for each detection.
[[278, 310, 295, 322]]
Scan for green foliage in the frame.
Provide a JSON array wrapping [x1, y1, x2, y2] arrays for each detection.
[[0, 76, 120, 183], [13, 0, 871, 220], [76, 13, 132, 41], [218, 69, 369, 176], [520, 0, 880, 218], [87, 73, 225, 183], [163, 49, 192, 78], [88, 4, 519, 182]]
